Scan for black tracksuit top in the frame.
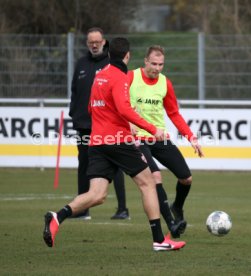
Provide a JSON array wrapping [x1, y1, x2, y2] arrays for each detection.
[[69, 42, 109, 130]]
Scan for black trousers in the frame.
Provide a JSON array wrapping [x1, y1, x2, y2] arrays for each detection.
[[139, 140, 191, 179]]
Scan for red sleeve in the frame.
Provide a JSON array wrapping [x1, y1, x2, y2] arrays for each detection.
[[127, 70, 134, 86], [112, 75, 157, 135], [163, 79, 194, 141], [88, 98, 92, 115]]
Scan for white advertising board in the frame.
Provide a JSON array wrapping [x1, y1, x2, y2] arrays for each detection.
[[0, 107, 251, 170]]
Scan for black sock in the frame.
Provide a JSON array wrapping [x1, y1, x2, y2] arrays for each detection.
[[174, 181, 191, 209], [57, 205, 72, 224], [156, 183, 175, 230], [149, 218, 164, 243], [113, 169, 126, 210]]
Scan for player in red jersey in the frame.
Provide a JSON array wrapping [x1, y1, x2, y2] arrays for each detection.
[[43, 38, 186, 251]]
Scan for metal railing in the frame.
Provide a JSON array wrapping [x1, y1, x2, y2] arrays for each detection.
[[0, 33, 251, 100], [1, 98, 251, 108]]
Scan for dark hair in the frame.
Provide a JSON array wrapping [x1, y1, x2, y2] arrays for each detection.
[[86, 27, 104, 37], [145, 45, 165, 58], [109, 37, 130, 60]]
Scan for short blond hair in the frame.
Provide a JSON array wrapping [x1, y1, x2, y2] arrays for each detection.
[[145, 45, 165, 58]]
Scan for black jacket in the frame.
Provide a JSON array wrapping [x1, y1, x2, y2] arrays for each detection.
[[69, 41, 109, 130]]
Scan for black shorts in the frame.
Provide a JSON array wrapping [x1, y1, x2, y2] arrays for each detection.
[[87, 143, 148, 182], [139, 140, 191, 179]]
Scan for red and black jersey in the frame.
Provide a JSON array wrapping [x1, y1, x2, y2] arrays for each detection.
[[89, 63, 157, 146]]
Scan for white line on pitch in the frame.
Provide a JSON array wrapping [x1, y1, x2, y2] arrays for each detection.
[[0, 194, 115, 201]]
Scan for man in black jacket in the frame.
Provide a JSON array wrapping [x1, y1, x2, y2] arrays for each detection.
[[69, 27, 129, 219]]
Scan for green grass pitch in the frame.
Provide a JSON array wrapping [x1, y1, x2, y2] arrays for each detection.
[[0, 168, 250, 275]]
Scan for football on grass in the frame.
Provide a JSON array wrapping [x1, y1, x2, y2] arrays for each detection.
[[206, 211, 232, 236]]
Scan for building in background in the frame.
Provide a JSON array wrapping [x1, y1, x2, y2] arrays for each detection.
[[126, 4, 170, 32]]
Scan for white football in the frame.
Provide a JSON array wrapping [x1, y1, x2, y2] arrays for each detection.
[[206, 211, 232, 236]]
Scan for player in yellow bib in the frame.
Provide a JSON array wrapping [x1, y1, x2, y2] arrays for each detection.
[[128, 45, 204, 235]]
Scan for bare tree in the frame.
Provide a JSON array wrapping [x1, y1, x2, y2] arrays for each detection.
[[0, 0, 138, 34], [161, 0, 251, 34]]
